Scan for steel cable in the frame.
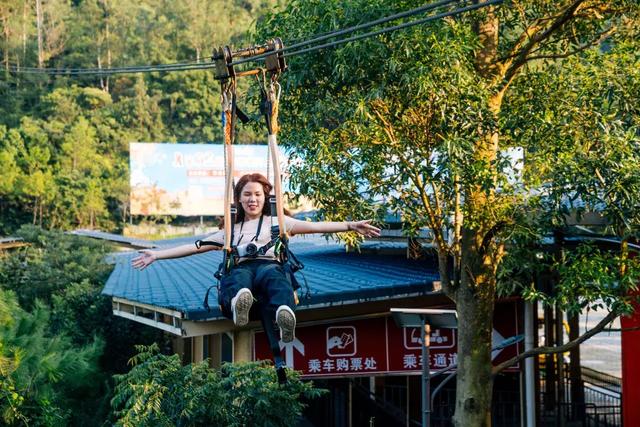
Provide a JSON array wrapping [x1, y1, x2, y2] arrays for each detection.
[[5, 0, 501, 77], [232, 0, 501, 66]]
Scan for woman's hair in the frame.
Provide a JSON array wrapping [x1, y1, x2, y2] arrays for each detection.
[[233, 173, 272, 223]]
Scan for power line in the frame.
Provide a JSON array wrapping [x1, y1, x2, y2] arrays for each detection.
[[7, 57, 204, 73], [6, 0, 500, 77], [271, 0, 461, 54], [233, 0, 501, 66], [8, 58, 210, 75]]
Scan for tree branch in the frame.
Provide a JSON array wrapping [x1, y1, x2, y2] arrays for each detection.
[[492, 310, 617, 375], [604, 326, 640, 333], [524, 26, 616, 61], [452, 177, 462, 286], [480, 220, 507, 256], [412, 171, 448, 253], [497, 0, 586, 95]]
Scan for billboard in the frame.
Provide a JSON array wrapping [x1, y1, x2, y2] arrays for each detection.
[[130, 143, 286, 216]]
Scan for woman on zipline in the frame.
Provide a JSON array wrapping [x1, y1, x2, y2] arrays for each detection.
[[132, 172, 380, 343]]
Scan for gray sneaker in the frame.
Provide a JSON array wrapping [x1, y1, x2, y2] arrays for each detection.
[[231, 288, 253, 326], [276, 305, 296, 343]]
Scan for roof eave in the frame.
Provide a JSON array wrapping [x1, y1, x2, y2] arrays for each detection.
[[182, 281, 435, 321]]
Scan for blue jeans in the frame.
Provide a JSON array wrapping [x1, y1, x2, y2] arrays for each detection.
[[219, 259, 296, 320]]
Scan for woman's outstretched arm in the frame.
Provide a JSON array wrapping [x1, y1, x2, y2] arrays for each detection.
[[287, 217, 381, 238], [132, 232, 223, 270]]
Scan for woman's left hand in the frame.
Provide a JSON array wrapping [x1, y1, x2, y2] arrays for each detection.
[[348, 220, 381, 238]]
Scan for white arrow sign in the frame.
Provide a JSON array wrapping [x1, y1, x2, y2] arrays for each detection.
[[492, 328, 505, 360], [279, 338, 305, 368]]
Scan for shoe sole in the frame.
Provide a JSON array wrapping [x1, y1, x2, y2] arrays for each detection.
[[233, 291, 253, 326], [277, 308, 296, 343]]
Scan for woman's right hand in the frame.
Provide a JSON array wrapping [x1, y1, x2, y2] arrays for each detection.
[[132, 250, 157, 270]]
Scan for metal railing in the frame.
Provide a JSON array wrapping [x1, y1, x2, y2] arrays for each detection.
[[539, 362, 622, 427], [350, 379, 417, 426]]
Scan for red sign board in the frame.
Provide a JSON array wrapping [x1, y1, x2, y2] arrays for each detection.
[[254, 300, 522, 378], [621, 291, 640, 427]]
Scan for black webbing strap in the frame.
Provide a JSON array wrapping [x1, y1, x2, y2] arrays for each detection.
[[199, 206, 237, 311], [260, 77, 274, 135], [195, 240, 223, 249], [203, 284, 216, 311]]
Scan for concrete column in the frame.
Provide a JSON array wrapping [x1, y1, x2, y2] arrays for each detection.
[[524, 301, 535, 427], [193, 336, 203, 363], [233, 330, 253, 362], [210, 334, 222, 368]]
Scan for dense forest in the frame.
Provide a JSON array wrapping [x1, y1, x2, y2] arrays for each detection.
[[0, 0, 276, 234], [0, 2, 324, 425], [1, 0, 639, 425]]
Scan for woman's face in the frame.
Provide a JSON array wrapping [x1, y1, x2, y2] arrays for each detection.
[[239, 181, 265, 220]]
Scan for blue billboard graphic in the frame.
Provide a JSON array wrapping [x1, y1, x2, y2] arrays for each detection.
[[130, 143, 286, 216]]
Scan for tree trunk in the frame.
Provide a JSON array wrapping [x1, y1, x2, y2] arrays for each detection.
[[98, 50, 105, 90], [32, 197, 38, 224], [22, 1, 27, 61], [452, 5, 502, 426], [453, 231, 497, 427], [35, 0, 43, 68], [3, 16, 9, 73], [105, 16, 110, 92]]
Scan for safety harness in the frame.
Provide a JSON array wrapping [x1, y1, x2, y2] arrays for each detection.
[[196, 40, 303, 384]]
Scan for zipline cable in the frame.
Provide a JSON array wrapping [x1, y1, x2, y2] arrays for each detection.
[[5, 0, 501, 76], [7, 58, 204, 73], [232, 0, 501, 66], [7, 0, 464, 75], [8, 60, 213, 75], [266, 0, 461, 54]]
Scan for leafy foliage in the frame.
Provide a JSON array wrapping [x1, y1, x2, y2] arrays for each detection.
[[0, 0, 276, 233], [256, 0, 640, 309], [0, 226, 166, 424], [111, 344, 326, 427], [256, 1, 640, 424], [0, 289, 104, 426], [0, 225, 112, 309]]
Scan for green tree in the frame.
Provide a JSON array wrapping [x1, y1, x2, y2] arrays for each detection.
[[0, 225, 112, 308], [1, 0, 281, 232], [0, 289, 104, 426], [257, 1, 640, 424], [111, 344, 325, 427], [0, 126, 20, 196], [0, 226, 167, 424]]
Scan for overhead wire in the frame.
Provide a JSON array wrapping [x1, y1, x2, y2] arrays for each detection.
[[232, 0, 502, 66], [5, 0, 501, 77], [270, 0, 460, 51], [7, 57, 205, 73], [8, 59, 213, 75]]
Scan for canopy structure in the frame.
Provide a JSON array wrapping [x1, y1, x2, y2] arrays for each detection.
[[101, 238, 440, 335]]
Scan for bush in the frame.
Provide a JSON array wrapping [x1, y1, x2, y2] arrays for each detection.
[[0, 289, 104, 426], [0, 225, 111, 309], [111, 344, 327, 427]]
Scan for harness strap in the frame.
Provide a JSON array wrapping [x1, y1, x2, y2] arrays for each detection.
[[203, 284, 216, 311], [195, 240, 223, 249]]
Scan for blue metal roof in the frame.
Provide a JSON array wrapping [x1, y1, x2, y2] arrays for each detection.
[[102, 238, 439, 320], [69, 229, 157, 249]]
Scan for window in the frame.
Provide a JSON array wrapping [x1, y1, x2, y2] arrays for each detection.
[[221, 332, 233, 363]]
